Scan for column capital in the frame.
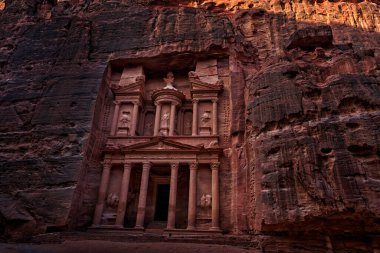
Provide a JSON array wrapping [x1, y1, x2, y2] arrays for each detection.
[[154, 101, 162, 106], [123, 162, 132, 169], [101, 158, 112, 167], [192, 99, 199, 104], [211, 98, 218, 103], [132, 101, 141, 106], [189, 162, 198, 170], [113, 100, 121, 105], [170, 163, 179, 170], [171, 101, 180, 107], [143, 161, 152, 169], [211, 162, 220, 170]]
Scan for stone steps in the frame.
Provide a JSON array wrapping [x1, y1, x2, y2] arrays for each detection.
[[32, 231, 259, 249]]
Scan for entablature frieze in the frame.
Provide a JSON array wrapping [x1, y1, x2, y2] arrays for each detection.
[[103, 147, 222, 155], [102, 154, 219, 166], [191, 94, 219, 100]]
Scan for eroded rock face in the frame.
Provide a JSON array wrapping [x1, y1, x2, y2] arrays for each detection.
[[0, 0, 379, 251]]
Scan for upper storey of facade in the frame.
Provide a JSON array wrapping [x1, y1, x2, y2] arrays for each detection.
[[105, 58, 224, 152]]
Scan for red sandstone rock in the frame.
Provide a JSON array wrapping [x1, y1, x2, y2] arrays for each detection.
[[0, 0, 379, 251]]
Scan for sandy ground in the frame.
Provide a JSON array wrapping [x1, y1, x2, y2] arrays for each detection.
[[0, 240, 255, 253]]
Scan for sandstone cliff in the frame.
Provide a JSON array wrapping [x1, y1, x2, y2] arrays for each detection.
[[0, 0, 379, 251]]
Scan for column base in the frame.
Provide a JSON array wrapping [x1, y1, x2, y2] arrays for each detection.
[[88, 224, 124, 230], [134, 225, 145, 231], [163, 228, 223, 237], [186, 226, 196, 230], [209, 226, 222, 232]]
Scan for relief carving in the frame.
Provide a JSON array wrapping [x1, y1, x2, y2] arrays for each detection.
[[200, 194, 212, 208], [200, 111, 211, 127], [198, 193, 212, 220], [206, 140, 219, 148], [161, 112, 170, 125], [106, 193, 119, 209], [184, 118, 192, 135], [118, 111, 131, 135], [163, 72, 177, 90], [200, 110, 212, 136], [160, 112, 170, 136], [144, 121, 154, 136]]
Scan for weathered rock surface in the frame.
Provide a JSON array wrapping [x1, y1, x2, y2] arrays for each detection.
[[0, 0, 379, 251]]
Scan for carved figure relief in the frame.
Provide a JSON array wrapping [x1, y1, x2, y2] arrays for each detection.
[[161, 112, 170, 127], [182, 111, 193, 135], [143, 112, 155, 136], [206, 140, 219, 148], [106, 193, 119, 209], [184, 119, 192, 135], [159, 112, 170, 136], [199, 110, 212, 136], [200, 111, 211, 126], [163, 72, 177, 90], [200, 194, 212, 208], [119, 111, 131, 135]]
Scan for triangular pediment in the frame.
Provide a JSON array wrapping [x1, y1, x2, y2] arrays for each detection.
[[125, 138, 200, 152]]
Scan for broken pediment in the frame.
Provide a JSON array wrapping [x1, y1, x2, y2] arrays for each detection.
[[111, 66, 145, 95], [188, 71, 223, 92]]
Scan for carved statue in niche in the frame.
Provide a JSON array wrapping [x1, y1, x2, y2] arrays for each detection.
[[106, 193, 119, 209], [184, 119, 192, 135], [182, 111, 192, 135], [200, 194, 212, 208], [163, 72, 178, 90], [144, 122, 153, 136], [200, 111, 211, 126], [199, 110, 212, 136], [159, 112, 170, 136], [118, 111, 131, 135], [198, 193, 212, 220], [161, 112, 170, 127]]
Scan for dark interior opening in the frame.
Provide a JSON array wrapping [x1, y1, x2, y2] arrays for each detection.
[[154, 184, 170, 221]]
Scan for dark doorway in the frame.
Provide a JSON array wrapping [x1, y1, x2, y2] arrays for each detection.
[[154, 184, 170, 221]]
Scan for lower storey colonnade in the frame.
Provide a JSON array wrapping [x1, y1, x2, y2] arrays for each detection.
[[92, 160, 221, 231]]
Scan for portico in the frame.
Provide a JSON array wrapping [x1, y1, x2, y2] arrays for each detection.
[[92, 139, 221, 232]]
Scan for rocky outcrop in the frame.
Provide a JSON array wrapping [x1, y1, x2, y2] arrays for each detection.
[[0, 0, 379, 251]]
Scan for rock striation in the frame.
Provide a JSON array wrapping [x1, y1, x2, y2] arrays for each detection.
[[0, 0, 379, 251]]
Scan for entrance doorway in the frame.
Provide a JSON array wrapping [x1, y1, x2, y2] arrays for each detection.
[[154, 184, 170, 221]]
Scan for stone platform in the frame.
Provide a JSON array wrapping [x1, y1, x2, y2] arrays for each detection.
[[31, 230, 254, 249]]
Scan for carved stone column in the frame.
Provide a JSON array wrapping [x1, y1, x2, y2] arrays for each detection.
[[210, 162, 220, 230], [130, 102, 140, 136], [111, 101, 121, 136], [212, 99, 218, 135], [187, 162, 198, 230], [115, 162, 132, 226], [169, 102, 177, 136], [167, 163, 179, 229], [93, 158, 112, 225], [135, 162, 151, 229], [192, 99, 198, 136], [153, 102, 161, 136]]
